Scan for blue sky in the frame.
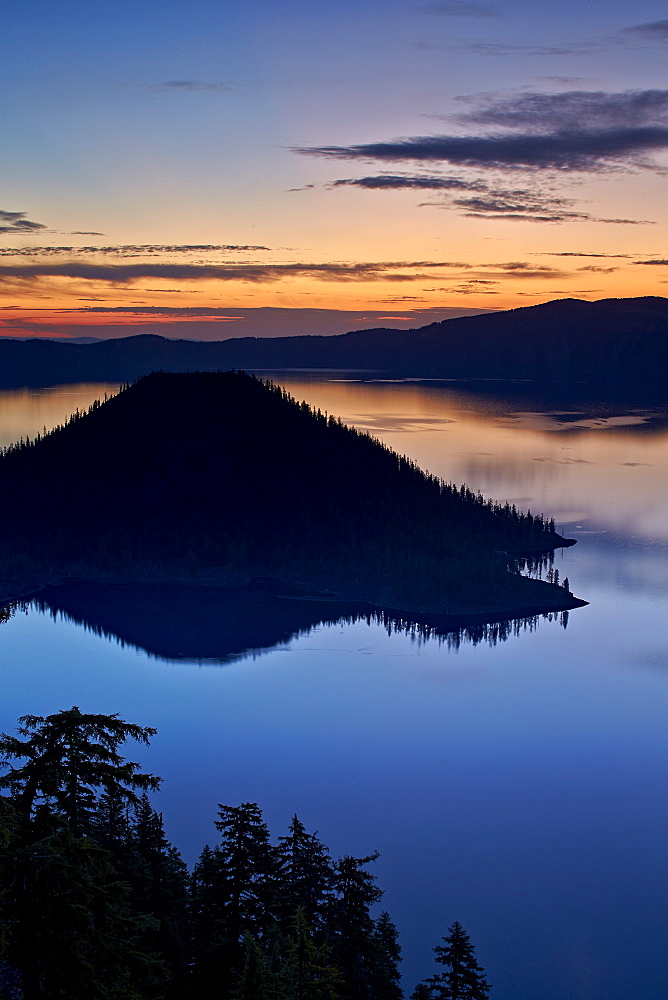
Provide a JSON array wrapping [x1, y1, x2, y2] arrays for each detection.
[[2, 0, 667, 338]]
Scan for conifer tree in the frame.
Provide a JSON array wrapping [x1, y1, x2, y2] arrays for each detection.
[[235, 932, 270, 1000], [276, 815, 334, 932], [191, 844, 227, 998], [417, 922, 491, 1000], [129, 795, 191, 999], [277, 908, 343, 1000], [328, 853, 383, 999], [368, 911, 403, 1000], [7, 824, 163, 1000], [0, 709, 165, 1000], [0, 706, 160, 833], [193, 803, 278, 998], [213, 803, 279, 951]]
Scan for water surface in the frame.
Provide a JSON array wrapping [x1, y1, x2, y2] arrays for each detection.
[[1, 378, 667, 1000]]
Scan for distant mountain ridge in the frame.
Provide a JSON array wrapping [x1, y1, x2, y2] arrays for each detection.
[[1, 296, 666, 386]]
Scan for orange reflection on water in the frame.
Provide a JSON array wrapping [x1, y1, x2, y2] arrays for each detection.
[[0, 377, 665, 544], [0, 384, 120, 450], [276, 376, 668, 542]]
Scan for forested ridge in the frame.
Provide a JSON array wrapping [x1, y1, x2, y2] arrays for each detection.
[[0, 371, 576, 616], [0, 296, 666, 387], [0, 708, 491, 1000]]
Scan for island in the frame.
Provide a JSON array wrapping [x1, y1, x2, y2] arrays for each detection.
[[0, 371, 583, 620]]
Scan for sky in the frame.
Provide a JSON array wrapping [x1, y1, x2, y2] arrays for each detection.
[[2, 0, 668, 340]]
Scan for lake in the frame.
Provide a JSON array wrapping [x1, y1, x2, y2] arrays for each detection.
[[1, 375, 667, 1000]]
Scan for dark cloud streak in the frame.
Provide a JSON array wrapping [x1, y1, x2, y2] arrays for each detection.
[[0, 260, 470, 285], [0, 210, 48, 235], [331, 174, 486, 191], [300, 127, 668, 171], [298, 90, 668, 172], [0, 244, 271, 258]]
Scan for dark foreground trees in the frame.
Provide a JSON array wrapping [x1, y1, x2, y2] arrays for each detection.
[[412, 921, 491, 1000], [0, 708, 494, 1000]]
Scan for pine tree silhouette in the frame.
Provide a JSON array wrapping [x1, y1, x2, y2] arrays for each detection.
[[416, 921, 491, 999]]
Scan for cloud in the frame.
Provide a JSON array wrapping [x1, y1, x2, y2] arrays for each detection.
[[148, 80, 233, 92], [297, 89, 668, 172], [334, 174, 651, 224], [542, 252, 635, 258], [441, 19, 668, 56], [0, 243, 271, 257], [70, 231, 106, 236], [419, 1, 500, 17], [577, 265, 619, 273], [0, 259, 469, 285], [535, 76, 599, 85], [480, 262, 568, 278], [454, 42, 595, 56], [454, 88, 668, 132], [633, 259, 668, 265], [0, 305, 494, 341], [330, 174, 487, 191], [0, 210, 48, 235], [71, 307, 247, 317], [450, 190, 586, 220], [621, 20, 668, 42], [300, 126, 668, 171]]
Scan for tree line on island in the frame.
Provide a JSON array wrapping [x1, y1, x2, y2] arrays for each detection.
[[0, 707, 490, 1000], [0, 371, 577, 618]]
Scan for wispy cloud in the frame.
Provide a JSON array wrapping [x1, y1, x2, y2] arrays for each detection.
[[74, 306, 246, 317], [427, 16, 668, 57], [535, 76, 599, 85], [295, 89, 667, 225], [0, 259, 469, 285], [0, 210, 48, 236], [298, 90, 668, 173], [621, 19, 668, 42], [453, 89, 668, 133], [418, 1, 500, 17], [456, 42, 593, 56], [0, 244, 271, 258], [328, 173, 650, 225], [541, 252, 636, 258], [330, 174, 486, 191], [480, 262, 568, 278], [577, 265, 619, 273], [147, 80, 233, 93]]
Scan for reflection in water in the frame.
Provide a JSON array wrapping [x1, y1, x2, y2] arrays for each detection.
[[272, 375, 668, 543], [1, 377, 667, 540], [0, 377, 667, 1000], [0, 383, 120, 450], [15, 580, 570, 665]]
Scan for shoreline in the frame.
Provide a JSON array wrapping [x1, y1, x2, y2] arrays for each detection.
[[0, 561, 587, 633]]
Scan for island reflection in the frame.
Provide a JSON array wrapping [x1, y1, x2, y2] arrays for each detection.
[[7, 579, 570, 665]]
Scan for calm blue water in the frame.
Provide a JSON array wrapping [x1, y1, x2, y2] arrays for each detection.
[[1, 378, 667, 1000]]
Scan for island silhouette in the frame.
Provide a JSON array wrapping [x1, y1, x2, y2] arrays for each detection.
[[16, 577, 570, 664], [0, 371, 583, 620]]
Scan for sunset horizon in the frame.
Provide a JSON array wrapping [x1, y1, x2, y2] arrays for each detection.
[[3, 1, 667, 340]]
